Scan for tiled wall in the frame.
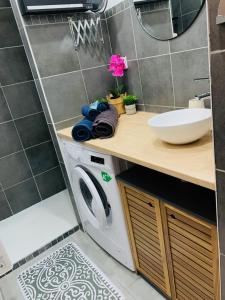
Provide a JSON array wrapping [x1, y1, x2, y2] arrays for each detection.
[[12, 0, 210, 124], [17, 11, 112, 130], [208, 0, 225, 297], [106, 0, 210, 112], [0, 0, 66, 221]]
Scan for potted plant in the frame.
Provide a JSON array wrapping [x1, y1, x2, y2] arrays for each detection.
[[123, 95, 138, 115], [107, 54, 128, 115]]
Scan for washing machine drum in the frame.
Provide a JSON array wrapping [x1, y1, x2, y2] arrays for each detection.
[[73, 166, 111, 228]]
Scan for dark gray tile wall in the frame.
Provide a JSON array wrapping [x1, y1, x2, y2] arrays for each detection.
[[0, 2, 66, 221], [106, 1, 209, 112], [208, 0, 225, 295], [14, 0, 209, 124], [22, 13, 112, 129]]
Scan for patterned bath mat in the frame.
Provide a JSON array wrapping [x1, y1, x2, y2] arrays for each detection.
[[18, 242, 124, 300]]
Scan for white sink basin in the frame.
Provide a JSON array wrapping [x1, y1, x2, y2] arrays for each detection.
[[148, 108, 212, 144]]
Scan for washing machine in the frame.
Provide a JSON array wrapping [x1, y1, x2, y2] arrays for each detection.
[[60, 139, 135, 271]]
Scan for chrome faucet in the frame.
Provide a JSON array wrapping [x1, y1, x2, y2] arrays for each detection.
[[195, 92, 211, 100], [193, 77, 210, 100]]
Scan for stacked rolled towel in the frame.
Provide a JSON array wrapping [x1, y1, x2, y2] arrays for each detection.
[[92, 105, 118, 139], [72, 101, 109, 142], [71, 118, 93, 142], [81, 101, 109, 121]]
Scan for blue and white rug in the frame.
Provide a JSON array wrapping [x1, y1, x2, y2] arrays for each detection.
[[18, 242, 124, 300]]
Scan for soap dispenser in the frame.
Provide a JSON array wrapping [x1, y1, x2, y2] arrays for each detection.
[[189, 96, 205, 108]]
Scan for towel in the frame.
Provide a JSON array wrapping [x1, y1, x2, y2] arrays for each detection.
[[81, 105, 99, 121], [92, 105, 118, 139], [71, 118, 93, 142], [81, 101, 109, 121]]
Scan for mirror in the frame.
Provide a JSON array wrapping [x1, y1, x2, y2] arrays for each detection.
[[133, 0, 205, 40]]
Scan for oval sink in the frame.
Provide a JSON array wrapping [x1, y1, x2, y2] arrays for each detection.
[[148, 108, 212, 144]]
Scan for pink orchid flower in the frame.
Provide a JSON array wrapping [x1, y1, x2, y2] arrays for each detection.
[[109, 54, 126, 77]]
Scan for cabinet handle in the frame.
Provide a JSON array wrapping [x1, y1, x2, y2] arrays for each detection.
[[170, 214, 176, 219], [148, 202, 153, 207]]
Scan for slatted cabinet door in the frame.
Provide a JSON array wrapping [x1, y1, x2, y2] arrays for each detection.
[[161, 203, 219, 300], [119, 182, 171, 297]]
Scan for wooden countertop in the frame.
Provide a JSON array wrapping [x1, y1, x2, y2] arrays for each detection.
[[57, 112, 216, 190]]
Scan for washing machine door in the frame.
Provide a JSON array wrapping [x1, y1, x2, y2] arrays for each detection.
[[73, 166, 110, 228]]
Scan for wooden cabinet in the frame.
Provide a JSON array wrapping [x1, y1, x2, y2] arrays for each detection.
[[161, 203, 219, 300], [118, 181, 219, 300], [119, 182, 172, 297]]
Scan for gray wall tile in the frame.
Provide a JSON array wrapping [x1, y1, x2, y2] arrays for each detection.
[[0, 88, 11, 123], [208, 0, 225, 290], [0, 191, 12, 221], [107, 9, 136, 60], [136, 104, 145, 111], [42, 71, 87, 123], [170, 6, 208, 53], [131, 7, 169, 59], [216, 171, 225, 254], [35, 166, 66, 200], [123, 60, 143, 103], [27, 23, 80, 78], [171, 48, 209, 107], [139, 55, 174, 106], [211, 52, 225, 170], [0, 121, 22, 158], [208, 0, 225, 52], [82, 66, 114, 101], [48, 124, 64, 163], [0, 46, 32, 85], [0, 152, 32, 189], [15, 23, 39, 80], [145, 105, 173, 113], [26, 141, 58, 175], [5, 178, 41, 213], [3, 81, 42, 119], [55, 115, 82, 130], [15, 112, 51, 148], [0, 0, 10, 7], [0, 8, 22, 48]]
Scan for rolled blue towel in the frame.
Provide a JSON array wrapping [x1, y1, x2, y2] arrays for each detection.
[[81, 105, 100, 121], [97, 101, 109, 112], [81, 101, 109, 121], [71, 118, 93, 142]]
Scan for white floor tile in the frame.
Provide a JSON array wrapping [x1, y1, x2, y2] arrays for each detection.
[[0, 190, 77, 264]]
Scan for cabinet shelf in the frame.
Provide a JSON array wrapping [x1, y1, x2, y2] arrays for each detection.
[[117, 165, 216, 224]]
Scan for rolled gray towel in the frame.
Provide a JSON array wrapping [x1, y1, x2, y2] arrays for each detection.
[[92, 104, 118, 139]]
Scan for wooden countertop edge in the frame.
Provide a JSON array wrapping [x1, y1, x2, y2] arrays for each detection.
[[57, 132, 216, 191]]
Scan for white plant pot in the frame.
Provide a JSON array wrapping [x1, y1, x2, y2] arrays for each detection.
[[125, 104, 136, 115]]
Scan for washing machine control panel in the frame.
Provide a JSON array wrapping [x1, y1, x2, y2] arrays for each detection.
[[91, 156, 105, 165]]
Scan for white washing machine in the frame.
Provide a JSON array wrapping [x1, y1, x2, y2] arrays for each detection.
[[61, 139, 135, 271]]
